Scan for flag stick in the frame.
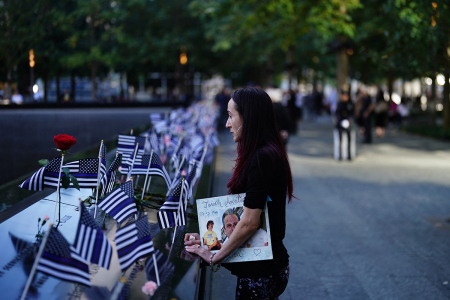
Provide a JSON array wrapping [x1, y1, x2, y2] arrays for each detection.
[[53, 154, 65, 225], [98, 140, 104, 157], [127, 143, 139, 181], [172, 179, 185, 245], [145, 176, 152, 194], [184, 160, 195, 211], [106, 151, 119, 195], [152, 252, 161, 286], [167, 155, 185, 196], [94, 141, 104, 218], [200, 142, 209, 165], [170, 137, 183, 174], [194, 142, 209, 188], [110, 277, 127, 300], [141, 150, 154, 203], [144, 133, 149, 154], [20, 223, 53, 300]]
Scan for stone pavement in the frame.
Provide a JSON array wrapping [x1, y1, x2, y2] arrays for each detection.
[[207, 117, 450, 300]]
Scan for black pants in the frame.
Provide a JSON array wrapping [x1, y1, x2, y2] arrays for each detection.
[[236, 264, 290, 299], [363, 116, 372, 143], [338, 126, 351, 160]]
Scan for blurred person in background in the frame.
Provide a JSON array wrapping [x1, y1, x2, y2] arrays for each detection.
[[358, 87, 374, 143], [311, 85, 324, 117], [270, 91, 292, 149], [335, 90, 354, 160], [287, 89, 301, 134], [325, 87, 338, 116], [374, 87, 389, 138]]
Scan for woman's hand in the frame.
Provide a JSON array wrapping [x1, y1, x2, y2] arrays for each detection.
[[185, 243, 211, 262], [184, 233, 201, 246]]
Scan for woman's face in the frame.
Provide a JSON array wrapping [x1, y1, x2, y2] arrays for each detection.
[[226, 99, 243, 143]]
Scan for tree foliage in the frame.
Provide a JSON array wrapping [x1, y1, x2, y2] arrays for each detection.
[[0, 0, 449, 104]]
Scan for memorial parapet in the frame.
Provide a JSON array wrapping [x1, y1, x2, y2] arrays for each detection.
[[0, 104, 220, 300]]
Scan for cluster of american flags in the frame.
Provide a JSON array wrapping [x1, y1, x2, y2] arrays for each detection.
[[18, 104, 220, 294]]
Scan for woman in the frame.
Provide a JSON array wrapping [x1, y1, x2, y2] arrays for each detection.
[[185, 87, 294, 299]]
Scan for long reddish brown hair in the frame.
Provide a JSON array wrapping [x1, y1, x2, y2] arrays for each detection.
[[227, 87, 294, 203]]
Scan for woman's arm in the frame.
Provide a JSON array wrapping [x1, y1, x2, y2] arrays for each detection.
[[185, 206, 262, 264]]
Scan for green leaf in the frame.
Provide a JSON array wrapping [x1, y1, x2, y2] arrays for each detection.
[[69, 174, 80, 191], [38, 159, 49, 167], [61, 175, 70, 189], [62, 167, 70, 176]]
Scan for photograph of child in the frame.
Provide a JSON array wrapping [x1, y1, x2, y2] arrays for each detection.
[[203, 220, 221, 250]]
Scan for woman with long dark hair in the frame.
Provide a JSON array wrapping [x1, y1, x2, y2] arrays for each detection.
[[185, 87, 294, 299]]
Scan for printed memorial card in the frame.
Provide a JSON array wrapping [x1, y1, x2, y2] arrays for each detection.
[[196, 193, 273, 263]]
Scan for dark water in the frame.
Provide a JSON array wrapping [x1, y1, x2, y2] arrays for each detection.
[[0, 107, 170, 211]]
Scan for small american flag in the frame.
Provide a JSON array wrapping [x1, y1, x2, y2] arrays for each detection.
[[154, 120, 168, 134], [170, 155, 186, 190], [101, 153, 122, 196], [183, 161, 197, 203], [208, 131, 220, 148], [157, 179, 185, 229], [37, 228, 91, 286], [62, 158, 106, 189], [72, 204, 112, 270], [117, 135, 145, 156], [98, 181, 137, 224], [115, 216, 155, 271], [100, 142, 107, 159], [121, 152, 171, 189], [149, 132, 159, 154], [150, 113, 163, 125], [190, 134, 205, 161], [145, 249, 174, 284], [19, 157, 105, 190]]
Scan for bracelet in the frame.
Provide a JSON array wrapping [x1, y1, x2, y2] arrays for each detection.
[[209, 253, 220, 272]]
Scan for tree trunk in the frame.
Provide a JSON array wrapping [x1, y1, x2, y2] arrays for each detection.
[[336, 47, 348, 92], [401, 78, 406, 99], [286, 46, 295, 89], [297, 65, 303, 86], [56, 73, 60, 103], [119, 72, 124, 101], [336, 0, 349, 92], [312, 70, 318, 91], [430, 72, 436, 126], [43, 72, 48, 103], [266, 57, 274, 87], [91, 61, 98, 101], [443, 70, 450, 130], [387, 68, 394, 101], [5, 65, 12, 101], [71, 72, 76, 102]]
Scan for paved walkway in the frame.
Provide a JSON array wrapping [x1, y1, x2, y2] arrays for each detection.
[[209, 117, 450, 300]]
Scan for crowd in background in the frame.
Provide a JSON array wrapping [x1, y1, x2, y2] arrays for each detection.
[[215, 84, 412, 150]]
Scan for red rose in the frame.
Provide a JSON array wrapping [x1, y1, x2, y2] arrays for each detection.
[[53, 134, 77, 151]]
